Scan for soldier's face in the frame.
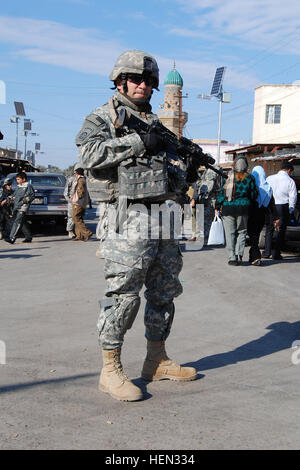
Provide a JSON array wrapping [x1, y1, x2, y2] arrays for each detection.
[[117, 77, 152, 101]]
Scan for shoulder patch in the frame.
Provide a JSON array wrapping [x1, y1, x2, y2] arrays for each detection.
[[76, 126, 94, 142], [75, 113, 108, 146], [85, 113, 106, 126]]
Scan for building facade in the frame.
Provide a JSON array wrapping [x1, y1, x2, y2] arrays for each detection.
[[192, 139, 247, 166], [252, 84, 300, 144]]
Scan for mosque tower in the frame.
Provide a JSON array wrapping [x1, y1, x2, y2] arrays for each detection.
[[157, 63, 188, 138]]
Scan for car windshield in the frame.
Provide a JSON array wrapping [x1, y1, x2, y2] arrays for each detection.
[[27, 175, 66, 187], [8, 174, 66, 187]]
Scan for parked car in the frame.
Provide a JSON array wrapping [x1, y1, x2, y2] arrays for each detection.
[[7, 172, 68, 228]]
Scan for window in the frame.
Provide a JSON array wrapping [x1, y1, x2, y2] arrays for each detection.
[[265, 104, 281, 124], [8, 173, 66, 188], [27, 175, 66, 187]]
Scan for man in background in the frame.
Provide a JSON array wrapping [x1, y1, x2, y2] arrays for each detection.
[[71, 167, 93, 242], [4, 172, 35, 244], [265, 161, 297, 260], [0, 177, 14, 240]]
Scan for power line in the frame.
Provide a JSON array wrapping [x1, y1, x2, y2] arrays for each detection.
[[238, 27, 300, 73], [189, 26, 300, 128], [5, 80, 109, 90], [191, 87, 300, 127]]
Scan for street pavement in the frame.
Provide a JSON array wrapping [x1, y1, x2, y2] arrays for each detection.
[[1, 208, 300, 450]]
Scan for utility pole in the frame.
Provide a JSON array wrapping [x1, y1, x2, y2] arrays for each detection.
[[22, 119, 36, 159], [10, 102, 26, 159], [197, 67, 231, 164]]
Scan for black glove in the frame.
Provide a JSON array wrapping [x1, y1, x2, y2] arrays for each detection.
[[140, 131, 165, 155], [206, 154, 215, 165]]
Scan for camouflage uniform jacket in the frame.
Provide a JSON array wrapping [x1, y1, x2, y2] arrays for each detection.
[[194, 168, 220, 202], [63, 175, 74, 202], [76, 92, 156, 198]]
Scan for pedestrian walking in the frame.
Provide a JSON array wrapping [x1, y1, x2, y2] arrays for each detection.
[[4, 172, 35, 244], [216, 155, 258, 266], [247, 166, 273, 266], [264, 161, 297, 260], [70, 167, 93, 242]]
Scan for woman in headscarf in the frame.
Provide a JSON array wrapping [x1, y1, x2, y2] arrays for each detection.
[[216, 155, 258, 266], [247, 165, 273, 265]]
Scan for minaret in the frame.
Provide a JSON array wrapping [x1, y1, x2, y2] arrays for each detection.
[[157, 62, 188, 138]]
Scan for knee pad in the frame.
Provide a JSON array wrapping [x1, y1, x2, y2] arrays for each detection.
[[97, 294, 141, 340]]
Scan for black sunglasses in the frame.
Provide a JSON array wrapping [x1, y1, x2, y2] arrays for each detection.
[[126, 73, 156, 87]]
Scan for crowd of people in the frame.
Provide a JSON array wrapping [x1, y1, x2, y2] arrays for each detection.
[[0, 165, 93, 244], [189, 156, 297, 266]]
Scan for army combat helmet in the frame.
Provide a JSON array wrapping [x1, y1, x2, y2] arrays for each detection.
[[2, 177, 12, 187], [110, 50, 159, 90]]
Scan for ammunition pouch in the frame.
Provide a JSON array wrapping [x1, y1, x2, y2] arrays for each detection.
[[118, 153, 169, 201], [86, 153, 187, 203], [86, 168, 118, 203]]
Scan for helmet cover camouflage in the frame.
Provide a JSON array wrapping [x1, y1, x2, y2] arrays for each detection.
[[110, 50, 159, 88], [3, 177, 12, 186]]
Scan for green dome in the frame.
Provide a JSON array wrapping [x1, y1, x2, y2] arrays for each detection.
[[164, 68, 183, 86]]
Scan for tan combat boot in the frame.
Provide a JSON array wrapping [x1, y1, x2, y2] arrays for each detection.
[[99, 348, 143, 401], [141, 341, 197, 382]]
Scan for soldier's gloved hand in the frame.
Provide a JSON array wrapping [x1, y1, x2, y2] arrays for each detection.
[[140, 131, 165, 155], [206, 154, 215, 165]]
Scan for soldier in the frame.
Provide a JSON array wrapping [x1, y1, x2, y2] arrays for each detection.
[[0, 178, 14, 239], [63, 172, 76, 238], [189, 166, 221, 243], [76, 50, 197, 402]]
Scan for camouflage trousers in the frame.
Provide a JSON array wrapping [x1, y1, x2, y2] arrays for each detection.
[[66, 202, 75, 232], [203, 199, 216, 239], [191, 199, 215, 239], [97, 225, 183, 350]]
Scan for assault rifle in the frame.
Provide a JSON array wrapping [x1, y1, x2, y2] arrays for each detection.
[[117, 108, 228, 181]]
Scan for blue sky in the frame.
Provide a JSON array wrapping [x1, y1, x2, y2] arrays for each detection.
[[1, 0, 300, 168]]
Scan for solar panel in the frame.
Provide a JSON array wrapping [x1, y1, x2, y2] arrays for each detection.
[[210, 67, 226, 96], [14, 101, 25, 116]]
